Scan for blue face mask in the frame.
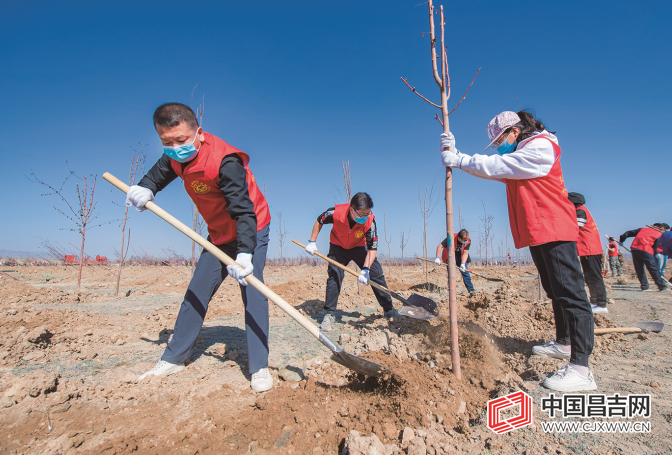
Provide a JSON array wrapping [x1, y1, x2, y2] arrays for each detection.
[[163, 130, 201, 163], [496, 140, 517, 155], [351, 207, 369, 224]]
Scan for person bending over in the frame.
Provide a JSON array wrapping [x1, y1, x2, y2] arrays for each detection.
[[304, 192, 402, 332]]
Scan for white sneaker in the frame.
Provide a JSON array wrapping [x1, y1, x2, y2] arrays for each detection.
[[532, 339, 571, 360], [138, 360, 185, 380], [591, 304, 608, 314], [320, 313, 336, 332], [543, 365, 597, 392], [251, 367, 273, 392]]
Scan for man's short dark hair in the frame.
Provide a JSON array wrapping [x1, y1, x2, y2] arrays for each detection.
[[655, 223, 670, 231], [350, 192, 373, 210], [458, 229, 469, 241], [153, 103, 199, 130]]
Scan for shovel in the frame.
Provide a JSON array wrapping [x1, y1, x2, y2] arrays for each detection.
[[292, 240, 438, 320], [416, 257, 504, 282], [103, 173, 386, 377], [595, 321, 665, 335]]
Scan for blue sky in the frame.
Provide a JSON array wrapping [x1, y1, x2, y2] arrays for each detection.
[[2, 0, 670, 261]]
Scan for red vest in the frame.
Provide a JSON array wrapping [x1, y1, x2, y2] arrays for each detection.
[[631, 227, 662, 255], [329, 204, 374, 250], [505, 138, 579, 248], [170, 132, 271, 245], [442, 234, 471, 263], [608, 242, 619, 257], [575, 205, 603, 256]]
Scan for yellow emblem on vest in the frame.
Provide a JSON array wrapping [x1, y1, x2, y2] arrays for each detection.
[[191, 181, 211, 195], [355, 231, 364, 239]]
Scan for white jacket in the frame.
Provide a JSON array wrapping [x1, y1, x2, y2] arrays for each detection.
[[459, 130, 558, 182]]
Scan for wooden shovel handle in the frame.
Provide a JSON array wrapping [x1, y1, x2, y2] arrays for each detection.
[[594, 327, 643, 334], [291, 239, 408, 304], [416, 256, 466, 272], [103, 173, 325, 342]]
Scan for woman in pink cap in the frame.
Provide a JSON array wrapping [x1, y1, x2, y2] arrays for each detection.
[[440, 110, 596, 392]]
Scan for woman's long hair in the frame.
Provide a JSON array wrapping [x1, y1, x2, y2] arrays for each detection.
[[512, 110, 550, 143]]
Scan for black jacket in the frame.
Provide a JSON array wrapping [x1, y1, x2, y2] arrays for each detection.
[[138, 154, 257, 253]]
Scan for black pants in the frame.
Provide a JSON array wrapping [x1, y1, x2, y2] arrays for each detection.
[[632, 248, 666, 290], [325, 243, 393, 314], [579, 254, 607, 306], [162, 225, 270, 374], [530, 241, 594, 367]]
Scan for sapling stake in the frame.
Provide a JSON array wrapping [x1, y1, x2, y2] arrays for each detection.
[[399, 0, 481, 379]]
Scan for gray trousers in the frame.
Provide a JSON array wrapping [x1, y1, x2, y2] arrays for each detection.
[[161, 225, 270, 374]]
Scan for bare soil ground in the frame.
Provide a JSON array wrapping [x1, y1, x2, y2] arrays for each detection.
[[1, 263, 670, 454]]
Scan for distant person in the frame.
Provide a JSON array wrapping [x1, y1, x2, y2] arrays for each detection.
[[434, 229, 475, 293], [658, 227, 672, 282], [304, 193, 402, 332], [439, 110, 596, 392], [125, 102, 273, 392], [654, 229, 668, 278], [607, 237, 622, 277], [568, 192, 608, 314], [620, 223, 669, 292]]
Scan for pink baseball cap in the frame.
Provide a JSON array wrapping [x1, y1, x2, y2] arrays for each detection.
[[484, 111, 521, 151]]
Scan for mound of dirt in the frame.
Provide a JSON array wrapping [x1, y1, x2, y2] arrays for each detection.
[[217, 350, 490, 454]]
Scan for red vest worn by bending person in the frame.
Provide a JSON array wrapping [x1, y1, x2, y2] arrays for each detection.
[[608, 242, 619, 257], [505, 137, 579, 248], [576, 205, 603, 256], [442, 234, 470, 263], [170, 132, 271, 245], [631, 227, 662, 255], [329, 204, 374, 250]]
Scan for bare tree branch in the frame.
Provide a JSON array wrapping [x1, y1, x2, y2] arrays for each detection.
[[400, 78, 441, 109], [448, 67, 481, 115]]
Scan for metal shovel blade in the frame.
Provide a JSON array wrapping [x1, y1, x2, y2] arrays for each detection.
[[330, 350, 387, 377], [318, 331, 386, 376], [632, 321, 665, 333], [398, 293, 439, 320]]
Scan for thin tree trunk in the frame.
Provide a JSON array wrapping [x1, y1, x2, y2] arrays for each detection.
[[115, 207, 129, 296], [78, 223, 85, 290], [433, 1, 460, 380]]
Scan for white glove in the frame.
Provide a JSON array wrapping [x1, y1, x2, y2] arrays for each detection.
[[227, 253, 254, 286], [358, 268, 370, 286], [305, 241, 318, 255], [460, 263, 467, 272], [440, 132, 455, 151], [441, 149, 471, 169], [126, 185, 154, 212], [434, 257, 442, 265]]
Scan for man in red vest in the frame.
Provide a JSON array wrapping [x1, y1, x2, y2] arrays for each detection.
[[620, 224, 669, 292], [304, 193, 401, 332], [607, 237, 622, 277], [434, 229, 475, 293], [125, 103, 273, 392], [568, 193, 608, 313]]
